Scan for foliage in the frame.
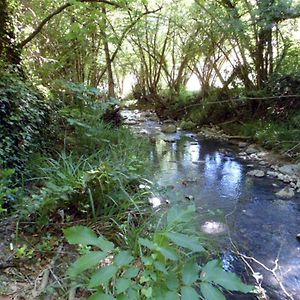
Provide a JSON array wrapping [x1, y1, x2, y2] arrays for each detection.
[[0, 65, 56, 172], [18, 105, 150, 225], [64, 205, 254, 299], [0, 167, 18, 213]]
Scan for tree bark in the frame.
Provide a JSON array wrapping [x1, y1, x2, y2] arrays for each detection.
[[101, 7, 115, 98], [0, 0, 22, 66]]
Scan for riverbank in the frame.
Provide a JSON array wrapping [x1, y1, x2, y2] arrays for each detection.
[[122, 108, 300, 299]]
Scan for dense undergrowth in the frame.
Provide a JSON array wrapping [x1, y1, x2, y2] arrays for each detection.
[[0, 69, 256, 298]]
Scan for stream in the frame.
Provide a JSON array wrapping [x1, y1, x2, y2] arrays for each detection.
[[122, 109, 300, 300]]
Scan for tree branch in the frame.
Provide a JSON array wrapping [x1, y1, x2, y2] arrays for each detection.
[[19, 0, 121, 48]]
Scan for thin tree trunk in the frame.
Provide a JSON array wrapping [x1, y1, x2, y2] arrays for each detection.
[[101, 7, 115, 98]]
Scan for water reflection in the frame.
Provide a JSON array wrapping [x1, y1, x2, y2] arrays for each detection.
[[121, 109, 300, 299]]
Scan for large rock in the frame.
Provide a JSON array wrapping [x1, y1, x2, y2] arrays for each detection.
[[278, 164, 300, 176], [161, 124, 177, 134], [275, 187, 295, 199], [246, 145, 258, 155], [247, 170, 265, 177]]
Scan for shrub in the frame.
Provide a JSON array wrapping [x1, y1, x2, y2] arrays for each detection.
[[64, 205, 255, 300], [0, 66, 56, 172]]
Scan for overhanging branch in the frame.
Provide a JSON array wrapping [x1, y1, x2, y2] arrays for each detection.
[[19, 0, 121, 48]]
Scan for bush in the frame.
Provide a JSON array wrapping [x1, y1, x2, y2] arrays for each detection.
[[18, 105, 151, 225], [64, 205, 255, 300], [0, 66, 57, 172]]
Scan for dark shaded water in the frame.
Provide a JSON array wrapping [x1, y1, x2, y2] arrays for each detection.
[[122, 110, 300, 300]]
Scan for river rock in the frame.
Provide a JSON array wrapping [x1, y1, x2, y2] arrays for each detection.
[[275, 187, 295, 199], [247, 170, 265, 177], [149, 115, 158, 121], [238, 142, 248, 148], [278, 164, 300, 176], [161, 124, 177, 134], [185, 195, 194, 201], [267, 171, 278, 177], [246, 145, 258, 155]]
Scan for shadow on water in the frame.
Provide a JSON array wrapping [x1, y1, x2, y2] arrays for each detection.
[[122, 110, 300, 300]]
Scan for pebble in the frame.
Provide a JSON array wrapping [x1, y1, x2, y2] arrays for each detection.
[[247, 170, 265, 177]]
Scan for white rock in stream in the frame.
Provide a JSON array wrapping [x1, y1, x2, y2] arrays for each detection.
[[275, 187, 295, 199], [267, 171, 278, 177], [247, 170, 265, 177], [278, 164, 300, 176]]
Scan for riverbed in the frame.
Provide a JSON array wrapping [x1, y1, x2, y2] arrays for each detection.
[[122, 109, 300, 300]]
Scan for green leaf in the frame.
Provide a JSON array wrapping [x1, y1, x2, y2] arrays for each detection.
[[123, 267, 140, 279], [64, 226, 114, 252], [139, 238, 157, 250], [167, 205, 195, 225], [201, 260, 254, 293], [114, 251, 134, 267], [165, 232, 204, 252], [116, 278, 131, 294], [157, 246, 179, 261], [153, 261, 167, 274], [166, 272, 179, 290], [200, 282, 226, 300], [182, 260, 199, 286], [67, 251, 107, 277], [181, 286, 199, 300], [164, 291, 179, 300], [141, 287, 153, 298], [87, 292, 115, 300], [88, 265, 118, 288]]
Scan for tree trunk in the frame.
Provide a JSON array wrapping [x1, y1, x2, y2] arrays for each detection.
[[0, 0, 22, 66], [101, 7, 115, 98]]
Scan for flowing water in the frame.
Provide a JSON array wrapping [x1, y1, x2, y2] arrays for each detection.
[[122, 109, 300, 300]]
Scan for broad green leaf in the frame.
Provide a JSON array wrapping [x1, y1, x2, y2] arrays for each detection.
[[115, 251, 134, 267], [166, 272, 179, 290], [88, 265, 118, 288], [182, 260, 199, 286], [167, 205, 195, 225], [165, 232, 204, 252], [201, 260, 254, 293], [200, 259, 220, 280], [165, 291, 179, 300], [64, 226, 114, 252], [67, 251, 106, 277], [212, 270, 254, 293], [116, 278, 131, 294], [139, 238, 157, 250], [181, 286, 199, 300], [127, 288, 139, 300], [153, 261, 167, 274], [88, 292, 115, 300], [123, 267, 140, 279], [141, 287, 153, 298], [200, 282, 226, 300], [158, 246, 179, 261]]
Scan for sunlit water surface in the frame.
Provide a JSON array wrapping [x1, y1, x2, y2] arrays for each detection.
[[122, 110, 300, 300]]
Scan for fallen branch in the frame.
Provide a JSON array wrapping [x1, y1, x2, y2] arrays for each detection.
[[32, 244, 63, 298]]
